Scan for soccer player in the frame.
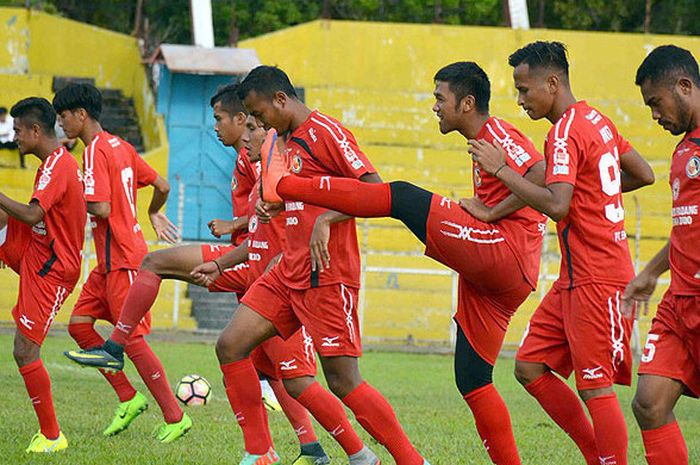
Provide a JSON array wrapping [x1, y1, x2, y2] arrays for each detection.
[[192, 116, 377, 465], [0, 97, 85, 452], [468, 42, 655, 465], [261, 62, 547, 465], [53, 83, 191, 442], [622, 45, 700, 465]]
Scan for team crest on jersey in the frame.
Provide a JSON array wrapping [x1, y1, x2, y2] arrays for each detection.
[[686, 156, 700, 178], [672, 178, 680, 201], [37, 172, 51, 191], [249, 215, 258, 233], [473, 167, 482, 187], [291, 153, 303, 174], [231, 176, 238, 191]]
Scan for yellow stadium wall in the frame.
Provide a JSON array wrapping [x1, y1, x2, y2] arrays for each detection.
[[241, 20, 700, 348], [0, 7, 192, 330]]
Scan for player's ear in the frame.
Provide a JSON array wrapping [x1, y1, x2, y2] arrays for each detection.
[[460, 95, 475, 114], [547, 73, 560, 94], [677, 77, 693, 97], [274, 91, 287, 108]]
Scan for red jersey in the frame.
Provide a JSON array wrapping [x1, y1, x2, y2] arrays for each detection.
[[83, 131, 157, 272], [28, 146, 86, 286], [247, 178, 286, 284], [474, 117, 546, 289], [544, 101, 634, 289], [669, 127, 700, 295], [279, 110, 376, 289], [231, 147, 258, 246]]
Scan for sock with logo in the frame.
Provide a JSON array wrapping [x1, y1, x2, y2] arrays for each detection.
[[342, 381, 423, 465], [221, 358, 273, 454], [268, 378, 318, 445], [125, 336, 182, 424], [641, 421, 688, 465], [525, 373, 598, 464], [464, 384, 521, 465], [110, 270, 161, 346], [296, 381, 364, 455], [20, 359, 61, 440], [68, 322, 137, 402], [585, 393, 628, 465]]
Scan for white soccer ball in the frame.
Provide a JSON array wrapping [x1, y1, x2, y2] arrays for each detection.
[[175, 374, 212, 406]]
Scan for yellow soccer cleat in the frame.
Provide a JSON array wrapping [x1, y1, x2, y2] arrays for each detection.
[[25, 431, 68, 453]]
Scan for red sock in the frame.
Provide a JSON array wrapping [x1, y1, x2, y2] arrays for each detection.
[[277, 176, 391, 217], [641, 421, 687, 465], [111, 270, 161, 346], [125, 336, 182, 424], [68, 323, 137, 402], [269, 378, 318, 445], [296, 381, 363, 454], [585, 393, 628, 465], [221, 359, 273, 454], [464, 384, 521, 465], [342, 381, 422, 465], [19, 359, 60, 439], [525, 373, 598, 464]]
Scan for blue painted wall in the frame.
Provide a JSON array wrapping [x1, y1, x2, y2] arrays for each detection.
[[158, 67, 240, 241]]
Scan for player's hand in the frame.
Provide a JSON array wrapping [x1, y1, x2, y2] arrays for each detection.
[[310, 216, 331, 273], [468, 139, 507, 176], [256, 199, 284, 224], [150, 212, 179, 244], [208, 219, 235, 238], [459, 197, 493, 222], [621, 271, 658, 319], [190, 261, 221, 287]]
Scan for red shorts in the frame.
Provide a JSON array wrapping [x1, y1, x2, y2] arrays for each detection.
[[425, 194, 531, 364], [201, 244, 248, 294], [251, 327, 317, 380], [517, 284, 633, 390], [242, 265, 362, 357], [639, 290, 700, 397], [72, 268, 151, 338], [1, 219, 72, 345]]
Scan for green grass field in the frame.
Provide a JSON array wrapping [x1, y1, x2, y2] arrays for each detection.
[[0, 332, 698, 465]]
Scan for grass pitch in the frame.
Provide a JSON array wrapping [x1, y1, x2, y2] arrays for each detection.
[[0, 332, 698, 464]]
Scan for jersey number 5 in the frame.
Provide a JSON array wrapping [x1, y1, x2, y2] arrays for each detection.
[[598, 150, 624, 223]]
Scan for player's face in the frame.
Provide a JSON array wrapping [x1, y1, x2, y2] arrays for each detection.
[[513, 63, 554, 120], [13, 118, 39, 155], [58, 109, 83, 139], [241, 115, 266, 163], [243, 90, 288, 133], [640, 79, 693, 136], [213, 102, 245, 147], [432, 81, 461, 134]]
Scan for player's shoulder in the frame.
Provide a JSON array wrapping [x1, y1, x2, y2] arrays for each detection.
[[304, 110, 353, 144]]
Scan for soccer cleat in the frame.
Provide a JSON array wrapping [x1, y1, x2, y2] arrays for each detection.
[[260, 128, 288, 203], [239, 447, 281, 465], [152, 412, 192, 443], [64, 343, 124, 372], [103, 391, 149, 436], [260, 379, 282, 412], [292, 454, 331, 465], [25, 431, 67, 453]]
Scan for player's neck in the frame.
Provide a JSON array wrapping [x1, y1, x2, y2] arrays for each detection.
[[34, 138, 63, 161], [461, 113, 490, 139], [79, 120, 104, 145], [233, 138, 244, 153], [288, 101, 312, 133], [547, 90, 577, 124]]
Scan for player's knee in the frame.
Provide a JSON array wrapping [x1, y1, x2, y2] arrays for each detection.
[[140, 252, 160, 272], [215, 335, 247, 364], [455, 370, 492, 396], [12, 338, 38, 367], [632, 392, 666, 426], [283, 377, 313, 398], [323, 370, 360, 398], [388, 181, 431, 243], [513, 361, 540, 386]]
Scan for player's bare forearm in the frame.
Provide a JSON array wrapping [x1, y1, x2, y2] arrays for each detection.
[[148, 175, 170, 214], [87, 201, 111, 219], [215, 242, 249, 269], [620, 149, 655, 192], [232, 216, 248, 231], [487, 161, 546, 221], [0, 194, 44, 225], [639, 240, 671, 279], [496, 168, 573, 221]]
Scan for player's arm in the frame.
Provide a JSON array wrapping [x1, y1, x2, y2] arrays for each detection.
[[87, 201, 110, 219], [146, 174, 178, 243], [622, 240, 670, 318], [208, 216, 247, 238], [0, 194, 44, 225], [311, 172, 383, 272], [619, 148, 655, 192], [460, 161, 545, 222], [190, 241, 249, 287], [469, 140, 573, 221]]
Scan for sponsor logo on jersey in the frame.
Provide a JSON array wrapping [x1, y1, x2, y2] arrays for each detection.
[[321, 336, 340, 347], [19, 314, 35, 330], [231, 176, 238, 191], [279, 359, 298, 371], [686, 156, 700, 178], [672, 177, 680, 201], [251, 240, 268, 249], [672, 204, 698, 226], [599, 455, 617, 465], [37, 172, 52, 191], [581, 366, 604, 380], [474, 167, 482, 187], [32, 221, 47, 236], [291, 153, 303, 173], [308, 127, 318, 142], [439, 220, 504, 244]]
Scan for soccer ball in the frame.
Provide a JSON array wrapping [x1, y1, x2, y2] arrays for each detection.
[[175, 374, 211, 406]]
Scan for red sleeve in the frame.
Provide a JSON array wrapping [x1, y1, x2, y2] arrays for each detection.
[[616, 133, 633, 155], [134, 153, 158, 188], [312, 117, 375, 179], [503, 132, 544, 177], [545, 124, 581, 186], [32, 155, 68, 213], [84, 144, 111, 202]]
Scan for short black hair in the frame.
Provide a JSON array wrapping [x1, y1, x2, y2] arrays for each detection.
[[635, 45, 700, 87], [210, 83, 247, 115], [237, 66, 298, 101], [11, 97, 57, 135], [508, 41, 569, 76], [0, 107, 7, 115], [52, 83, 102, 121], [434, 62, 490, 113]]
